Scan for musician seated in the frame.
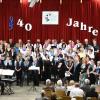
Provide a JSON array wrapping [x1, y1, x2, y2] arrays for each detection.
[[0, 78, 4, 95]]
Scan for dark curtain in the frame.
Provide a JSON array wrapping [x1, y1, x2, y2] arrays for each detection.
[[0, 0, 100, 44]]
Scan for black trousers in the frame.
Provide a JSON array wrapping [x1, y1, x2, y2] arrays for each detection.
[[16, 71, 22, 86], [33, 70, 39, 86], [0, 81, 4, 94]]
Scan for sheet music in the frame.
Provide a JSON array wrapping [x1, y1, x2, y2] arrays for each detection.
[[0, 69, 3, 75], [29, 66, 40, 71], [1, 69, 14, 76], [65, 71, 71, 77]]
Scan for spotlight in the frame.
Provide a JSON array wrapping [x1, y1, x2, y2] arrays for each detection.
[[80, 0, 82, 4], [28, 0, 31, 2], [29, 0, 39, 7], [20, 0, 22, 3], [0, 0, 2, 3]]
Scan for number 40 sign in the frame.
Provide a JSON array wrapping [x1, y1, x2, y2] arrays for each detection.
[[17, 19, 32, 31]]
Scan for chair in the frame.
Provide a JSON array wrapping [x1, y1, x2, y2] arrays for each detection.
[[43, 88, 52, 99], [55, 90, 66, 100], [55, 90, 66, 97], [74, 96, 84, 100], [96, 85, 100, 93], [57, 96, 71, 100], [62, 96, 71, 100], [86, 97, 97, 100], [90, 97, 98, 100]]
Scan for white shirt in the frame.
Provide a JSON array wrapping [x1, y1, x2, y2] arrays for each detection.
[[70, 87, 84, 98], [67, 85, 75, 92], [34, 43, 42, 51], [20, 48, 27, 58]]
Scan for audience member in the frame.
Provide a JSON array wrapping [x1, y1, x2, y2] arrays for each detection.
[[67, 80, 75, 96], [55, 79, 65, 92], [70, 83, 85, 98], [43, 79, 55, 92], [81, 79, 91, 96], [86, 85, 98, 99]]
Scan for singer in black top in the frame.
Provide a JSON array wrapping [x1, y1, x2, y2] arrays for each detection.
[[57, 54, 66, 79], [43, 54, 51, 81], [15, 56, 23, 86]]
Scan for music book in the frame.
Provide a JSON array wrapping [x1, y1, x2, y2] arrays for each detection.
[[0, 69, 14, 76], [0, 69, 3, 75], [65, 71, 71, 77], [29, 66, 40, 71]]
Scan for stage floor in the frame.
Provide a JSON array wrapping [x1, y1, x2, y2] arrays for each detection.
[[0, 83, 43, 100]]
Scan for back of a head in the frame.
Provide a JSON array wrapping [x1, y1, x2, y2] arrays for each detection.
[[40, 90, 49, 100], [41, 90, 46, 97], [90, 85, 96, 92], [57, 79, 63, 86], [69, 80, 75, 86], [84, 79, 90, 85], [46, 79, 51, 86], [75, 83, 80, 88]]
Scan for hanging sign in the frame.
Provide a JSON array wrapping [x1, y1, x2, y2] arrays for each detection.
[[66, 18, 98, 36]]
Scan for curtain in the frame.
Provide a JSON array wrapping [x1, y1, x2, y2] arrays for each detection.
[[0, 0, 100, 44]]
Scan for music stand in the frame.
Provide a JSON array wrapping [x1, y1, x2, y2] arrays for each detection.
[[1, 69, 15, 95], [28, 66, 40, 91], [2, 69, 14, 76], [0, 69, 3, 75]]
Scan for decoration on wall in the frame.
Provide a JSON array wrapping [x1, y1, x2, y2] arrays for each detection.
[[42, 11, 59, 25], [9, 16, 14, 30], [66, 18, 98, 36], [17, 19, 32, 31]]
